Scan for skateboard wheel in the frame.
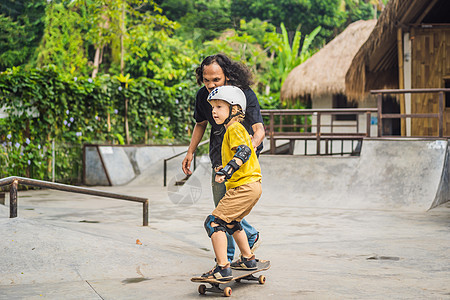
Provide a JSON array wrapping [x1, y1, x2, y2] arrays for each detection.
[[258, 275, 266, 284], [235, 279, 241, 283], [224, 286, 232, 297], [198, 284, 206, 295]]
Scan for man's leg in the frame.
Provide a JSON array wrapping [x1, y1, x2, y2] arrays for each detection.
[[241, 218, 260, 251]]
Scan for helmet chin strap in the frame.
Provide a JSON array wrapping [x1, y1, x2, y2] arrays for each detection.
[[223, 104, 240, 125]]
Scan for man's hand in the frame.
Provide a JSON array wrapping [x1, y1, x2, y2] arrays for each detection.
[[182, 152, 194, 175], [182, 121, 207, 176]]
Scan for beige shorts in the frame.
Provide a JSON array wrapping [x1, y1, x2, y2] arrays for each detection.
[[212, 181, 262, 224]]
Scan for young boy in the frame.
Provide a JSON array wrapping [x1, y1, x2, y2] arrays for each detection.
[[201, 85, 262, 280]]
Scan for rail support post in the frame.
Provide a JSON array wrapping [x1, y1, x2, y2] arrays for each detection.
[[143, 200, 149, 226], [10, 179, 18, 218], [163, 159, 167, 187]]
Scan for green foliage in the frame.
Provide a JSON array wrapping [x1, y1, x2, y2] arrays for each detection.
[[158, 0, 233, 42], [344, 0, 375, 23], [231, 0, 372, 46], [231, 0, 310, 31], [0, 0, 46, 71], [0, 15, 28, 69], [33, 2, 89, 74], [0, 66, 197, 181], [125, 26, 198, 83], [264, 23, 321, 102]]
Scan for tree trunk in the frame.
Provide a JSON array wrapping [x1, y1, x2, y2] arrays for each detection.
[[120, 1, 125, 74], [91, 10, 109, 79]]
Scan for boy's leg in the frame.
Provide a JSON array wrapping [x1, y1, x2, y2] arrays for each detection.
[[212, 169, 235, 261], [211, 230, 229, 266], [202, 216, 232, 280], [212, 169, 261, 259], [230, 229, 257, 270], [232, 230, 252, 258]]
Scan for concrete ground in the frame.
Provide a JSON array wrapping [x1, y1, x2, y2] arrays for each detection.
[[1, 155, 450, 299]]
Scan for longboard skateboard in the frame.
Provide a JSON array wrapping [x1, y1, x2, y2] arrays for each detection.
[[191, 260, 270, 297]]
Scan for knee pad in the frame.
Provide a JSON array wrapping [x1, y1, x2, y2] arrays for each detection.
[[225, 221, 242, 235], [204, 215, 227, 238]]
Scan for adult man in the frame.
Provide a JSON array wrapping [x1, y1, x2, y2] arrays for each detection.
[[182, 54, 265, 262]]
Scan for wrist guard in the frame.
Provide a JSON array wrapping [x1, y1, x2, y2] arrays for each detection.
[[216, 159, 240, 180]]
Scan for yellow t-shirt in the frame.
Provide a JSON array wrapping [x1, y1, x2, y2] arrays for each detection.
[[221, 122, 262, 190]]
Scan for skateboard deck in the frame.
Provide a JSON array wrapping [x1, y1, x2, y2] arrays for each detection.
[[191, 260, 270, 297]]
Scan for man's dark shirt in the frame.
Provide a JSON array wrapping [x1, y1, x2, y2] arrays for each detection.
[[194, 86, 264, 168]]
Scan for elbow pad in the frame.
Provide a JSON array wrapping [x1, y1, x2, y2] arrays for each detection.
[[234, 145, 252, 164], [216, 159, 240, 180]]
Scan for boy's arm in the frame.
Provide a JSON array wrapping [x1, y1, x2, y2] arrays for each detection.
[[216, 145, 252, 181]]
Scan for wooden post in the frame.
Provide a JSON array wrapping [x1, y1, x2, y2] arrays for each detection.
[[397, 27, 406, 136], [438, 91, 444, 137], [316, 113, 321, 155], [10, 180, 18, 218], [366, 111, 371, 137], [270, 113, 275, 154], [377, 94, 383, 137]]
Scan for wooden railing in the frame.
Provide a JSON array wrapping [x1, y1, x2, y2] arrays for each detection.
[[261, 108, 377, 155], [371, 88, 450, 137]]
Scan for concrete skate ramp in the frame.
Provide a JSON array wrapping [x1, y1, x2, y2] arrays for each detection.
[[85, 145, 187, 186], [259, 139, 449, 211], [128, 155, 186, 187]]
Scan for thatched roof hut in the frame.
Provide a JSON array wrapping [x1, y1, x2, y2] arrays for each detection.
[[345, 0, 450, 101], [280, 19, 376, 101]]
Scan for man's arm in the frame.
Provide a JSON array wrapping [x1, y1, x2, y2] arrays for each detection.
[[182, 120, 207, 175], [251, 122, 265, 150]]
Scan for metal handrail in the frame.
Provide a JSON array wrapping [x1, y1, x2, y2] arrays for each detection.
[[163, 139, 210, 186], [0, 176, 149, 226]]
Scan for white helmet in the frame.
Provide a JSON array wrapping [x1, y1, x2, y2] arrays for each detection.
[[207, 86, 246, 114]]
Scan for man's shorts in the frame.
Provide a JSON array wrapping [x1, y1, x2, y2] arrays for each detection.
[[212, 180, 262, 224]]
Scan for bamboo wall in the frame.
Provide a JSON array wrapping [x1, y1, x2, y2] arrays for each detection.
[[411, 28, 450, 136]]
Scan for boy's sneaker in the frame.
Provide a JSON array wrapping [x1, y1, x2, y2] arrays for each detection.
[[201, 263, 232, 281], [250, 232, 261, 253], [230, 255, 257, 270]]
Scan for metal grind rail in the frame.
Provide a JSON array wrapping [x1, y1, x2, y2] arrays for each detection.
[[163, 139, 210, 186], [0, 176, 149, 226]]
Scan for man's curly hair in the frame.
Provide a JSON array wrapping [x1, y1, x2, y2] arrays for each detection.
[[195, 54, 254, 90]]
